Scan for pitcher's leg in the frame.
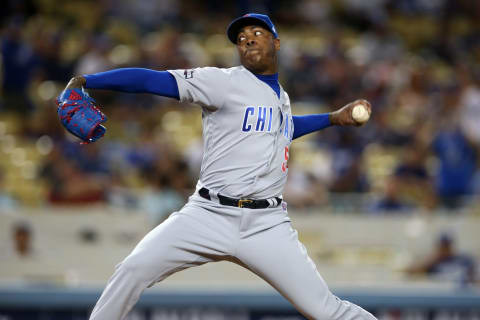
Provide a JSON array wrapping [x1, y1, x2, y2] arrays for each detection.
[[90, 205, 233, 320], [236, 222, 377, 320]]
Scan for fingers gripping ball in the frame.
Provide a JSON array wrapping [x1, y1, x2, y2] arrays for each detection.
[[56, 88, 107, 144], [351, 104, 370, 124]]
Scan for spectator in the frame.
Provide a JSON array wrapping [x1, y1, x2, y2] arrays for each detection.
[[39, 145, 108, 205], [12, 221, 33, 258], [370, 175, 412, 214], [325, 128, 369, 193], [137, 152, 191, 226], [75, 35, 113, 76], [0, 19, 40, 113], [458, 65, 480, 148], [393, 144, 436, 209], [139, 173, 184, 226], [432, 124, 477, 209], [407, 233, 477, 287], [283, 165, 328, 210]]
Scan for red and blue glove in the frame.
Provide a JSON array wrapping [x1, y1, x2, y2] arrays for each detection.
[[56, 88, 107, 144]]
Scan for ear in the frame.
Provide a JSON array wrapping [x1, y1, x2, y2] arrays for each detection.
[[274, 38, 280, 51]]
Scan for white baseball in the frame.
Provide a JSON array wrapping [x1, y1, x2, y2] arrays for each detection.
[[351, 104, 370, 123]]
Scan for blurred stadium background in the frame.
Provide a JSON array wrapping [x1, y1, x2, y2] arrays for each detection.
[[1, 0, 480, 319]]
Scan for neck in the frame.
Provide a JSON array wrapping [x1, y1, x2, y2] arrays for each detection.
[[255, 67, 277, 75], [245, 66, 277, 75]]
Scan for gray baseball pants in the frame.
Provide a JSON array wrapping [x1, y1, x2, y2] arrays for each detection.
[[89, 194, 377, 320]]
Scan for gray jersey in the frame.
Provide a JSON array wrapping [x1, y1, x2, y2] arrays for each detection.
[[168, 66, 294, 199], [90, 67, 377, 320]]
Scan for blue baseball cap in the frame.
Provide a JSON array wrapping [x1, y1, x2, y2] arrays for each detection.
[[227, 13, 278, 44]]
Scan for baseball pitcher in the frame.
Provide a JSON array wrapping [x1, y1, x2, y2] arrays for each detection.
[[57, 13, 375, 320]]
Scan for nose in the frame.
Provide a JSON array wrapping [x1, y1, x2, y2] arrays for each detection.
[[246, 38, 256, 46]]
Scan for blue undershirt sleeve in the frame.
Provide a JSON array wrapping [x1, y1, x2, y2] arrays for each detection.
[[292, 114, 332, 140], [84, 68, 180, 100]]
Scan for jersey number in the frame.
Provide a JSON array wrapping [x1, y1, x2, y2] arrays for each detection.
[[281, 146, 289, 172]]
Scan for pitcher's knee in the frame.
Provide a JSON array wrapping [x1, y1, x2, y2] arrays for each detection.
[[299, 293, 336, 319], [309, 295, 376, 320], [309, 306, 337, 320]]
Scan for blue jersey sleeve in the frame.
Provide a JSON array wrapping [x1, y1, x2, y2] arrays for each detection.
[[292, 114, 331, 140], [84, 68, 180, 100]]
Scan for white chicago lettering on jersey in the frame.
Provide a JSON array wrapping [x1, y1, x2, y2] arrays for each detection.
[[168, 66, 293, 199]]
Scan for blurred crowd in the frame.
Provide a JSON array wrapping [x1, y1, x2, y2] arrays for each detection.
[[1, 0, 480, 217]]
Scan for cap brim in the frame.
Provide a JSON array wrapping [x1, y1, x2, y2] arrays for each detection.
[[227, 16, 273, 44]]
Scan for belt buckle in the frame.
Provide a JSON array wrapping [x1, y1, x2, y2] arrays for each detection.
[[238, 199, 253, 208]]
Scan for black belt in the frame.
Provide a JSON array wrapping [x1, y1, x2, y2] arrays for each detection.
[[199, 187, 282, 209]]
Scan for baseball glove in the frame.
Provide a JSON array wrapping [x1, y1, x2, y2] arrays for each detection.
[[56, 88, 107, 144]]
